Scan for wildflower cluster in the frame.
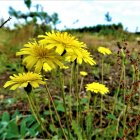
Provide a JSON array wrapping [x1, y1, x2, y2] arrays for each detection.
[[38, 31, 96, 65], [3, 31, 112, 139], [4, 31, 96, 90]]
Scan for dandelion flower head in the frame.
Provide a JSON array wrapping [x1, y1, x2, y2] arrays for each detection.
[[86, 82, 109, 95], [98, 46, 112, 55], [4, 72, 45, 90], [38, 31, 86, 55], [16, 41, 64, 73]]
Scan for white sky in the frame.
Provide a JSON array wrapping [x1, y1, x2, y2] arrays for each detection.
[[0, 0, 140, 32]]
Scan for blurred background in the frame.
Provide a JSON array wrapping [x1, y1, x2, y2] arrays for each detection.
[[1, 0, 140, 32]]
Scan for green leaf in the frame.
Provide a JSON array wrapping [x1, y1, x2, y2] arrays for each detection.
[[117, 127, 123, 138], [106, 113, 116, 120], [30, 122, 40, 131], [49, 124, 58, 133], [28, 127, 38, 137], [20, 120, 27, 137], [72, 120, 82, 140], [11, 110, 21, 119], [24, 0, 32, 9], [52, 135, 59, 140], [20, 115, 39, 138], [56, 103, 65, 112], [23, 115, 35, 127], [85, 112, 93, 139], [80, 97, 88, 104], [136, 126, 140, 140], [6, 120, 20, 139], [44, 110, 54, 116], [2, 112, 10, 122]]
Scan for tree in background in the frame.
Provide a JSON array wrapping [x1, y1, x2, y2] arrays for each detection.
[[105, 12, 112, 23], [8, 0, 60, 33]]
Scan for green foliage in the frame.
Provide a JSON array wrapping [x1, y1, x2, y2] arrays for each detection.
[[106, 113, 117, 121], [66, 23, 123, 33], [8, 0, 60, 31], [24, 0, 32, 9], [85, 113, 93, 140], [105, 12, 112, 22], [72, 120, 82, 140], [0, 54, 7, 74], [0, 111, 40, 139], [136, 126, 140, 140]]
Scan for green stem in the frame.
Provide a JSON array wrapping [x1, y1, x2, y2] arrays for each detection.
[[73, 62, 80, 123], [100, 56, 104, 127], [69, 64, 73, 121], [45, 84, 68, 140], [79, 77, 84, 93], [101, 56, 104, 84], [41, 70, 55, 131], [112, 51, 125, 115], [26, 93, 51, 137], [122, 57, 126, 104], [27, 94, 41, 126], [59, 70, 71, 139], [122, 105, 127, 136], [114, 106, 125, 140], [93, 94, 97, 120]]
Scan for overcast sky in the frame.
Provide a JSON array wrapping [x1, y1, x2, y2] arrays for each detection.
[[0, 0, 140, 32]]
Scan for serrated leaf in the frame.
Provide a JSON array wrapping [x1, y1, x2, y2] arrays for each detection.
[[72, 120, 82, 140], [85, 112, 93, 138]]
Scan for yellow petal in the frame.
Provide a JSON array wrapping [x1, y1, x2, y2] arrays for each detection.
[[20, 82, 28, 88], [4, 81, 16, 88], [30, 81, 39, 88], [26, 57, 37, 70], [35, 60, 43, 73], [10, 84, 20, 90], [43, 63, 52, 71], [55, 45, 64, 55]]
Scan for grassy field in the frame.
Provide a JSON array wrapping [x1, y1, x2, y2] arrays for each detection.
[[0, 24, 140, 140]]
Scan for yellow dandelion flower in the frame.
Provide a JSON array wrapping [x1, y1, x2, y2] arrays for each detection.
[[38, 31, 86, 55], [16, 41, 64, 73], [98, 46, 112, 55], [65, 48, 96, 65], [80, 71, 88, 76], [4, 72, 45, 90], [86, 82, 109, 95]]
